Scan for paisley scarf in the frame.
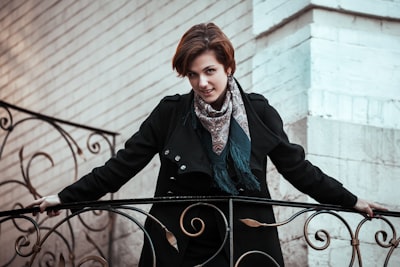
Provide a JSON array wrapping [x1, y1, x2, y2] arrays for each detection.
[[193, 76, 260, 195]]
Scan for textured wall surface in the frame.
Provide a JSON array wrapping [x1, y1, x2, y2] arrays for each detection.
[[1, 0, 399, 266], [252, 0, 400, 266]]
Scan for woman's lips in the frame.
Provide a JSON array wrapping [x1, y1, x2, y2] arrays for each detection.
[[202, 88, 214, 96]]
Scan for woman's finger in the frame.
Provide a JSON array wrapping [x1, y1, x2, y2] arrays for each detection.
[[25, 197, 44, 209]]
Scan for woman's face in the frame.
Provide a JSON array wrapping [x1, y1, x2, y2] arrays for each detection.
[[187, 50, 231, 110]]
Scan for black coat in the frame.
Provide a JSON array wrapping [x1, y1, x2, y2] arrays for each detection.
[[59, 82, 357, 266]]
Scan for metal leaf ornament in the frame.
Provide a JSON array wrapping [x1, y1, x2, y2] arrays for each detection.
[[240, 218, 268, 227], [165, 228, 179, 252]]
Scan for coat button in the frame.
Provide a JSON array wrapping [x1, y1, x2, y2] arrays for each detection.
[[167, 190, 174, 195], [164, 150, 170, 155], [169, 176, 176, 181], [180, 165, 186, 171], [174, 155, 181, 162], [238, 188, 245, 193]]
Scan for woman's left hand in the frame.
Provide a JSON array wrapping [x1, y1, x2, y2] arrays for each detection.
[[353, 198, 387, 217], [26, 195, 62, 217]]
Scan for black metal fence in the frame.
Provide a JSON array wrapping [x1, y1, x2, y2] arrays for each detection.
[[1, 100, 399, 267], [0, 197, 399, 266]]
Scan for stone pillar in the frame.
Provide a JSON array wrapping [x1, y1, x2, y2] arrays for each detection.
[[252, 0, 400, 266]]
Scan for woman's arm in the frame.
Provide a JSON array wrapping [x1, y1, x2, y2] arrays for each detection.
[[255, 94, 386, 214], [28, 96, 177, 213]]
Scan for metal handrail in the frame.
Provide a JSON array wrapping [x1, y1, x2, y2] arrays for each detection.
[[0, 196, 399, 267], [1, 196, 399, 218]]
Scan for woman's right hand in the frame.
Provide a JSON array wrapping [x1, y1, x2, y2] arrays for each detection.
[[27, 195, 62, 217]]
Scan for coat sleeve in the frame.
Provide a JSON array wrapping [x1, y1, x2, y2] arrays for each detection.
[[250, 94, 357, 207], [58, 96, 177, 203]]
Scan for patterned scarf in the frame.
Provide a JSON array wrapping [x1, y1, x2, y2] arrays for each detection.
[[193, 76, 260, 195], [194, 76, 250, 155]]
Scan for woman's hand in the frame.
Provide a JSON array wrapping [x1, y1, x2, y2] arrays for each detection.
[[353, 198, 387, 217], [28, 195, 62, 217]]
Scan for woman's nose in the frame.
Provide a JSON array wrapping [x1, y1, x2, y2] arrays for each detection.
[[198, 75, 208, 88]]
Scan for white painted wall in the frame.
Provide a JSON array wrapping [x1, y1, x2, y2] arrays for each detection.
[[253, 0, 400, 266]]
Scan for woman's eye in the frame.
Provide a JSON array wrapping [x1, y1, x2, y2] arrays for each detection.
[[206, 68, 216, 74], [187, 72, 196, 78]]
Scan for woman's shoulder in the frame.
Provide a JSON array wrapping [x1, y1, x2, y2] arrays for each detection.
[[244, 92, 283, 125], [159, 92, 192, 104], [246, 92, 269, 103], [156, 92, 192, 115], [244, 92, 274, 111]]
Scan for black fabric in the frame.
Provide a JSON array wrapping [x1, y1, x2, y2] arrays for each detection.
[[138, 201, 284, 267], [59, 80, 357, 267]]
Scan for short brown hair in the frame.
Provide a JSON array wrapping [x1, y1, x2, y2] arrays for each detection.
[[172, 22, 236, 77]]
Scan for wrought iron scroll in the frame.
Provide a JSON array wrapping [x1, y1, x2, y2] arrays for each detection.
[[0, 100, 118, 267], [0, 197, 399, 266]]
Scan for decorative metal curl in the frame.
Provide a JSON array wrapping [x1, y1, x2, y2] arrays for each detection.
[[0, 214, 41, 265], [19, 147, 55, 199], [0, 104, 13, 131], [303, 210, 356, 266], [0, 104, 15, 158], [87, 132, 114, 156], [355, 215, 399, 267], [179, 202, 229, 267]]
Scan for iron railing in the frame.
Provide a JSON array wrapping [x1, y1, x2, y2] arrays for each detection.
[[1, 100, 399, 266], [0, 100, 119, 266], [0, 197, 399, 266]]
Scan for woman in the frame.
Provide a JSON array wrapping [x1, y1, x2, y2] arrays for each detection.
[[31, 22, 385, 266]]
